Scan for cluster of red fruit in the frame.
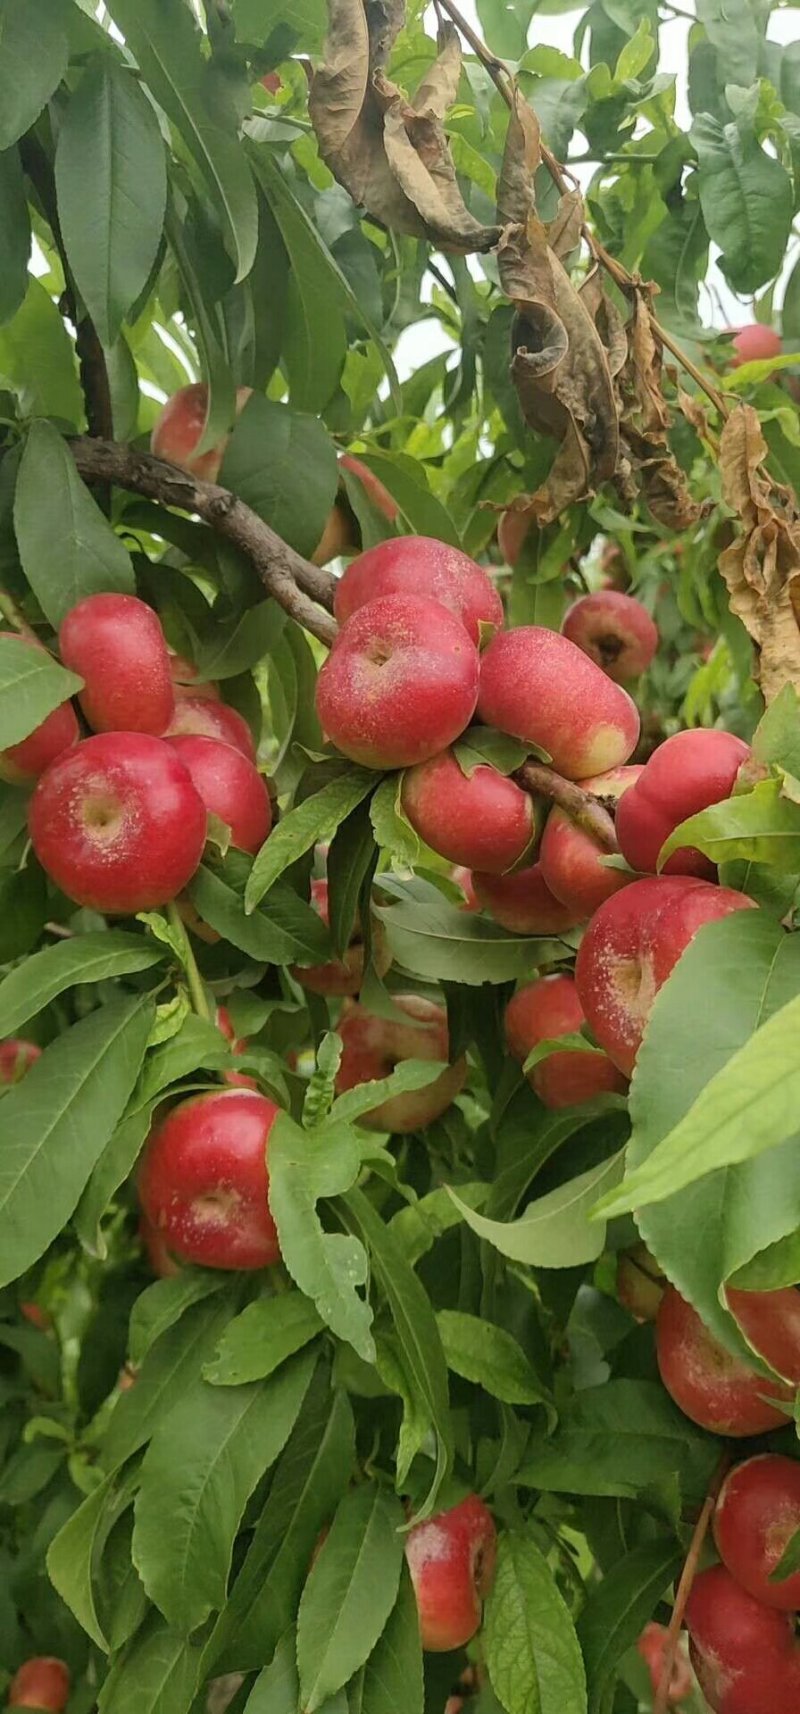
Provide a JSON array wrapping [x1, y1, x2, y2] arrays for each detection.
[[5, 1657, 69, 1711], [1, 593, 272, 915]]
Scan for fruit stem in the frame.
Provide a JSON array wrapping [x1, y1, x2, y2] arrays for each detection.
[[167, 901, 212, 1023], [0, 588, 38, 643], [652, 1451, 732, 1714], [514, 760, 619, 851]]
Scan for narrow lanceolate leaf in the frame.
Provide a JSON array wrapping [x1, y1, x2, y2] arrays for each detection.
[[130, 1272, 229, 1370], [242, 1630, 299, 1714], [296, 1484, 405, 1713], [595, 990, 800, 1220], [267, 1114, 375, 1362], [0, 633, 82, 751], [47, 1472, 117, 1652], [97, 1612, 204, 1714], [55, 57, 167, 348], [0, 930, 163, 1039], [245, 769, 376, 911], [0, 145, 30, 325], [359, 1564, 424, 1714], [102, 1293, 238, 1472], [660, 779, 800, 873], [484, 1532, 587, 1714], [692, 112, 793, 295], [105, 0, 257, 282], [0, 0, 68, 150], [577, 1541, 682, 1714], [203, 1293, 323, 1386], [0, 994, 153, 1288], [132, 1352, 315, 1633], [449, 1153, 625, 1270], [15, 420, 135, 627], [436, 1311, 551, 1409]]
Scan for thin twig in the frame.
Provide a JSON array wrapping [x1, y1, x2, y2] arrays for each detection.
[[68, 437, 338, 645], [0, 589, 38, 643], [653, 1453, 732, 1714], [514, 760, 619, 851]]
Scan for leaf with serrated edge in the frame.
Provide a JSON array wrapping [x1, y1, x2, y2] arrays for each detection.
[[484, 1531, 587, 1714], [203, 1294, 323, 1386], [297, 1484, 404, 1712], [436, 1311, 551, 1408], [0, 930, 163, 1039]]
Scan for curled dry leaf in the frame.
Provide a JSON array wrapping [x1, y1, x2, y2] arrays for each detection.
[[718, 402, 800, 704], [309, 1, 501, 253], [617, 288, 702, 533]]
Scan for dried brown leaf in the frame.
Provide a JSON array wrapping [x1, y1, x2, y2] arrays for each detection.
[[718, 403, 800, 703], [618, 286, 702, 532]]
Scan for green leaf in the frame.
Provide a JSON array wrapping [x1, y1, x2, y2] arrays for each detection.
[[133, 1350, 315, 1632], [0, 862, 46, 962], [221, 394, 339, 564], [245, 769, 376, 912], [453, 726, 533, 777], [192, 600, 285, 680], [751, 684, 800, 777], [203, 1293, 323, 1386], [770, 1527, 800, 1585], [692, 112, 793, 294], [345, 451, 461, 548], [0, 632, 82, 750], [106, 0, 257, 283], [15, 420, 135, 627], [47, 1473, 115, 1652], [0, 0, 68, 150], [374, 877, 568, 986], [187, 863, 331, 966], [242, 1630, 299, 1714], [577, 1541, 683, 1714], [436, 1311, 551, 1408], [102, 1292, 238, 1472], [251, 152, 347, 415], [327, 1058, 449, 1129], [360, 1563, 423, 1714], [0, 994, 153, 1288], [0, 929, 163, 1038], [327, 799, 377, 961], [268, 1114, 374, 1362], [55, 57, 167, 349], [130, 1271, 229, 1369], [203, 1383, 355, 1676], [388, 1183, 488, 1267], [484, 1531, 587, 1714], [0, 278, 82, 423], [449, 1153, 625, 1269], [0, 146, 30, 325], [97, 1612, 203, 1714], [296, 1484, 405, 1713], [659, 779, 800, 871], [517, 1380, 718, 1501]]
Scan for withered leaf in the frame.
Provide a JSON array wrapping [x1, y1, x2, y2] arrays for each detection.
[[618, 288, 701, 532], [310, 2, 501, 252], [718, 403, 800, 704]]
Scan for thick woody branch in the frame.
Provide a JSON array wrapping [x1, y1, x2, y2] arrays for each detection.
[[68, 437, 338, 646], [514, 760, 619, 851]]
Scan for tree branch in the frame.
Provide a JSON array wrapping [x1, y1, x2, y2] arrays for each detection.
[[653, 1453, 732, 1714], [68, 436, 338, 645], [514, 760, 619, 851]]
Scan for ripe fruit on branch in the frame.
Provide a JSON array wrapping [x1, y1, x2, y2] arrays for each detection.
[[497, 508, 532, 567], [150, 382, 252, 482], [539, 764, 643, 918], [401, 750, 536, 874], [730, 324, 783, 367], [685, 1563, 800, 1714], [504, 974, 627, 1108], [0, 1039, 41, 1085], [616, 1242, 665, 1323], [291, 877, 390, 997], [404, 1494, 497, 1652], [334, 536, 503, 645], [714, 1455, 800, 1610], [562, 591, 659, 683], [7, 1658, 71, 1711], [615, 729, 749, 879], [316, 595, 480, 769], [59, 593, 175, 735], [138, 1088, 281, 1270], [335, 995, 466, 1132], [472, 861, 578, 935], [727, 1284, 800, 1384], [0, 634, 78, 784], [637, 1623, 692, 1705], [575, 875, 754, 1075], [655, 1286, 792, 1435], [477, 627, 640, 779], [165, 695, 257, 762], [167, 734, 271, 855], [29, 733, 208, 914]]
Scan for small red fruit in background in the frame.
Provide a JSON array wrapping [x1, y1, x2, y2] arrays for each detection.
[[0, 1040, 42, 1085], [0, 634, 79, 784], [260, 71, 282, 94], [504, 974, 627, 1109], [497, 507, 532, 567], [169, 652, 220, 703], [637, 1622, 692, 1705], [539, 764, 642, 919], [730, 324, 783, 367], [165, 695, 256, 761], [472, 861, 578, 936], [339, 454, 399, 524], [7, 1657, 70, 1711], [29, 733, 208, 914], [316, 594, 480, 770], [655, 1286, 792, 1435], [401, 750, 536, 875], [562, 591, 659, 683], [405, 1494, 497, 1652], [714, 1454, 800, 1610], [167, 734, 271, 856], [291, 877, 390, 997], [575, 875, 754, 1076], [334, 536, 503, 645], [138, 1088, 281, 1270], [477, 626, 640, 779], [335, 995, 466, 1132], [59, 593, 175, 735], [685, 1563, 800, 1714], [615, 729, 749, 879], [216, 1004, 258, 1091], [616, 1242, 665, 1323], [150, 382, 252, 483]]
